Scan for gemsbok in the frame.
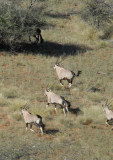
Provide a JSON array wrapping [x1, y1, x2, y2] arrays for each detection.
[[54, 58, 81, 87], [21, 107, 44, 134], [44, 88, 71, 115], [103, 99, 113, 129]]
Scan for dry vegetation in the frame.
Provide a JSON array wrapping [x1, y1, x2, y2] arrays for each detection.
[[1, 0, 113, 160]]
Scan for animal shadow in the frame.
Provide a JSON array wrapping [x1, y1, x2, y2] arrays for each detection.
[[69, 107, 83, 115], [46, 129, 59, 135]]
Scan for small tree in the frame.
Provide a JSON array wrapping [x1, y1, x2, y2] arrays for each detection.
[[81, 0, 113, 29], [0, 0, 45, 46]]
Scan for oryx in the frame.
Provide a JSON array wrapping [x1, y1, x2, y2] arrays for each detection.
[[54, 57, 81, 87], [44, 88, 71, 115]]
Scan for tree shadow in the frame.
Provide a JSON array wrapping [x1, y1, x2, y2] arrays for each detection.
[[0, 42, 11, 51], [38, 41, 92, 57], [45, 129, 59, 135], [69, 107, 83, 115], [0, 40, 92, 56]]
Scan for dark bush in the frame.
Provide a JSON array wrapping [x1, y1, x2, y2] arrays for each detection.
[[0, 0, 45, 49], [81, 0, 113, 29]]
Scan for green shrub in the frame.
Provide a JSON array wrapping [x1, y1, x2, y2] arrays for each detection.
[[0, 0, 45, 46], [102, 24, 113, 39], [81, 0, 113, 29]]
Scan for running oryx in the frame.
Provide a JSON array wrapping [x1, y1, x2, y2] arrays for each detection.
[[54, 58, 81, 87], [44, 88, 71, 115], [21, 107, 44, 134], [102, 99, 113, 129]]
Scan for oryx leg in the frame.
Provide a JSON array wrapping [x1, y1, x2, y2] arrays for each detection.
[[60, 79, 63, 86], [60, 104, 66, 115], [26, 123, 28, 131], [40, 126, 43, 134], [30, 124, 34, 132], [66, 105, 69, 112], [46, 103, 49, 108], [38, 122, 44, 134], [67, 79, 72, 88], [54, 104, 57, 113], [106, 119, 110, 126], [63, 107, 66, 115]]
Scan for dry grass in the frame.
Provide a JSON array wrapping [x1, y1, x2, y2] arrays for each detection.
[[0, 49, 113, 159], [1, 0, 113, 159]]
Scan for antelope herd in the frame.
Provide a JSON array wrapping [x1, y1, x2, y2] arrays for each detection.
[[19, 30, 113, 133]]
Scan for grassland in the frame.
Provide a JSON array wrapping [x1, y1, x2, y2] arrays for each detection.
[[1, 0, 113, 160]]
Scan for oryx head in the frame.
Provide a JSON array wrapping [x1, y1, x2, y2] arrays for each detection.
[[54, 55, 66, 69], [21, 108, 25, 115], [44, 88, 52, 96], [20, 103, 29, 115], [102, 99, 113, 111]]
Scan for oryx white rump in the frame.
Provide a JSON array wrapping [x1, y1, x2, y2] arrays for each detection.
[[21, 108, 44, 134], [44, 89, 71, 114]]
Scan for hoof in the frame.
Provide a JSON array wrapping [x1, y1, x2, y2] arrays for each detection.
[[30, 129, 34, 132]]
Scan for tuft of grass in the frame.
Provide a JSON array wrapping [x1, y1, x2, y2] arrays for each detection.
[[96, 40, 110, 49], [51, 84, 63, 90], [9, 99, 28, 111], [76, 105, 106, 125], [60, 118, 75, 128], [87, 92, 103, 103], [90, 124, 99, 129], [2, 87, 21, 99], [80, 118, 93, 125], [12, 113, 22, 121], [0, 96, 8, 107], [0, 130, 4, 138], [16, 62, 25, 66], [83, 27, 102, 41], [0, 119, 8, 126]]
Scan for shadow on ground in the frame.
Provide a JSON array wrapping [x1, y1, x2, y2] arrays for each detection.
[[46, 129, 59, 135], [0, 41, 92, 56], [69, 107, 83, 115]]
